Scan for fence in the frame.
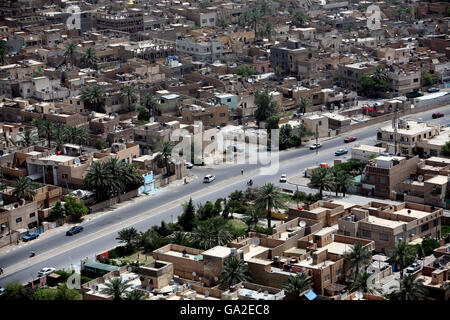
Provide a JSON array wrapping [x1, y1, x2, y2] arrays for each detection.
[[88, 189, 139, 214]]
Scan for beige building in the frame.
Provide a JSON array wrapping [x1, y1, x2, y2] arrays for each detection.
[[302, 114, 329, 138]]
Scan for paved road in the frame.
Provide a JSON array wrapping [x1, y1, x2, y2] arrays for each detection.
[[0, 105, 449, 286]]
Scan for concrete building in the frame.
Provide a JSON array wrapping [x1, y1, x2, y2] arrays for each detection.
[[351, 145, 387, 162], [176, 37, 223, 63], [302, 114, 329, 138]]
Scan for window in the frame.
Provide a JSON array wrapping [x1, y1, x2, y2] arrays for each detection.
[[219, 113, 225, 117], [324, 274, 330, 281], [29, 212, 35, 218], [227, 98, 231, 103], [413, 78, 418, 83], [421, 223, 429, 232], [319, 121, 322, 126], [16, 217, 22, 223], [409, 228, 416, 237], [336, 269, 342, 277], [379, 177, 387, 184], [380, 233, 388, 241], [433, 219, 438, 227], [362, 230, 371, 238]]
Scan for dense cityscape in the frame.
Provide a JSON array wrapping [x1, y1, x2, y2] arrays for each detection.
[[0, 0, 448, 306]]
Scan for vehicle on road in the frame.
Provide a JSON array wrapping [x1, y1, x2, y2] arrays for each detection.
[[405, 91, 424, 99], [309, 143, 322, 150], [66, 225, 84, 236], [406, 262, 422, 273], [0, 287, 5, 296], [23, 232, 39, 242], [432, 112, 444, 119], [185, 162, 194, 169], [344, 136, 357, 143], [279, 174, 287, 183], [203, 175, 216, 183], [427, 87, 440, 93], [335, 149, 348, 156], [37, 267, 56, 277]]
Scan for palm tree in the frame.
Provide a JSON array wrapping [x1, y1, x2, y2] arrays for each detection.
[[80, 85, 105, 112], [389, 274, 427, 300], [82, 47, 98, 69], [32, 118, 53, 147], [297, 97, 310, 115], [373, 66, 388, 83], [105, 157, 127, 196], [85, 161, 111, 200], [141, 93, 159, 116], [282, 272, 312, 300], [220, 257, 250, 288], [388, 242, 417, 279], [170, 231, 192, 247], [238, 11, 251, 28], [262, 22, 274, 41], [154, 141, 174, 177], [121, 163, 143, 191], [335, 170, 354, 197], [255, 183, 287, 229], [344, 242, 372, 278], [125, 290, 146, 300], [64, 43, 78, 69], [291, 10, 308, 27], [249, 8, 262, 34], [12, 177, 37, 200], [116, 227, 139, 251], [64, 126, 88, 145], [100, 277, 132, 300], [307, 167, 334, 198], [192, 217, 234, 250], [16, 129, 38, 147], [0, 40, 11, 65], [55, 283, 82, 300], [350, 272, 382, 295], [242, 207, 264, 232], [121, 86, 138, 111]]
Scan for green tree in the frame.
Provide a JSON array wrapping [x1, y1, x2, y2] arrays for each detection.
[[291, 10, 308, 27], [55, 283, 82, 300], [100, 277, 132, 300], [32, 118, 54, 148], [292, 124, 313, 147], [64, 43, 78, 69], [16, 129, 38, 148], [64, 194, 88, 221], [199, 0, 212, 9], [0, 281, 30, 300], [33, 287, 57, 300], [307, 167, 334, 198], [95, 138, 107, 150], [218, 19, 229, 29], [192, 216, 233, 249], [334, 169, 354, 197], [116, 227, 139, 251], [388, 273, 427, 300], [64, 126, 88, 145], [262, 22, 274, 41], [82, 47, 98, 69], [0, 40, 11, 65], [249, 8, 262, 33], [242, 207, 265, 232], [297, 97, 310, 115], [350, 272, 382, 295], [154, 141, 174, 177], [80, 85, 105, 112], [255, 183, 287, 229], [125, 290, 146, 300], [178, 198, 196, 231], [441, 141, 450, 157], [265, 115, 279, 138], [254, 89, 279, 124], [139, 229, 166, 253], [235, 65, 258, 78], [282, 272, 312, 300], [121, 86, 138, 111], [137, 107, 150, 121], [423, 72, 437, 87], [388, 242, 417, 279], [344, 242, 372, 277], [220, 257, 250, 288], [196, 201, 216, 220], [12, 176, 37, 200], [141, 93, 159, 116], [50, 201, 66, 224]]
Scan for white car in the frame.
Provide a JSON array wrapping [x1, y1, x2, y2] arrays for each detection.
[[279, 174, 287, 183], [203, 175, 216, 183], [185, 162, 194, 169], [37, 267, 56, 277], [406, 262, 421, 273]]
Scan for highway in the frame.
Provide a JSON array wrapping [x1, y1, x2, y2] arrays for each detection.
[[0, 105, 449, 287]]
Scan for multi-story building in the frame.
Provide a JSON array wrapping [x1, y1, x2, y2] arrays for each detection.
[[176, 37, 223, 63], [95, 9, 144, 33], [181, 104, 229, 128], [134, 121, 180, 155], [270, 39, 316, 78], [338, 201, 443, 253], [337, 61, 378, 92]]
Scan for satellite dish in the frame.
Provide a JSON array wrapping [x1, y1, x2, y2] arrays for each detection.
[[149, 117, 155, 123], [299, 220, 306, 228], [75, 158, 80, 164], [76, 190, 83, 197], [253, 237, 260, 246], [127, 267, 132, 272], [214, 276, 218, 282], [192, 272, 196, 277], [355, 291, 363, 299], [418, 175, 423, 182]]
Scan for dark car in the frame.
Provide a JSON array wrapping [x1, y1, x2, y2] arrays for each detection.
[[23, 232, 39, 242], [432, 112, 444, 119], [427, 87, 440, 93], [335, 149, 348, 156], [344, 136, 357, 143], [66, 226, 84, 236]]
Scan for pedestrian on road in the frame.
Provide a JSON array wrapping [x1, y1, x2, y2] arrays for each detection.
[[0, 267, 3, 275], [241, 169, 244, 175]]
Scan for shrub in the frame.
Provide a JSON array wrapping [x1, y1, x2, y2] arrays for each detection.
[[255, 226, 274, 235]]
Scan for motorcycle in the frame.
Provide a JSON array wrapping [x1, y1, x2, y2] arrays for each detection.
[[247, 180, 253, 186], [30, 251, 35, 257]]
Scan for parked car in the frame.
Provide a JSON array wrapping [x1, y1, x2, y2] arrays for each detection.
[[309, 143, 322, 150], [432, 112, 444, 119], [335, 149, 348, 156], [406, 262, 421, 273], [185, 162, 194, 169], [23, 232, 39, 242], [344, 136, 357, 143], [427, 87, 440, 93], [279, 174, 287, 183], [66, 225, 84, 236], [37, 267, 56, 277], [203, 175, 216, 183]]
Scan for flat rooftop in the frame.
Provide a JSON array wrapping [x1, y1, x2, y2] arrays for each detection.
[[322, 241, 353, 256], [367, 215, 405, 229], [202, 246, 231, 258], [37, 155, 75, 163]]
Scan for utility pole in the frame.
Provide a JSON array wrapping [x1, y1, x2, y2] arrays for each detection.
[[393, 107, 398, 156], [315, 123, 319, 155]]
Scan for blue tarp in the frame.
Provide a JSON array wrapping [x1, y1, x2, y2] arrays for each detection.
[[304, 290, 317, 300]]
